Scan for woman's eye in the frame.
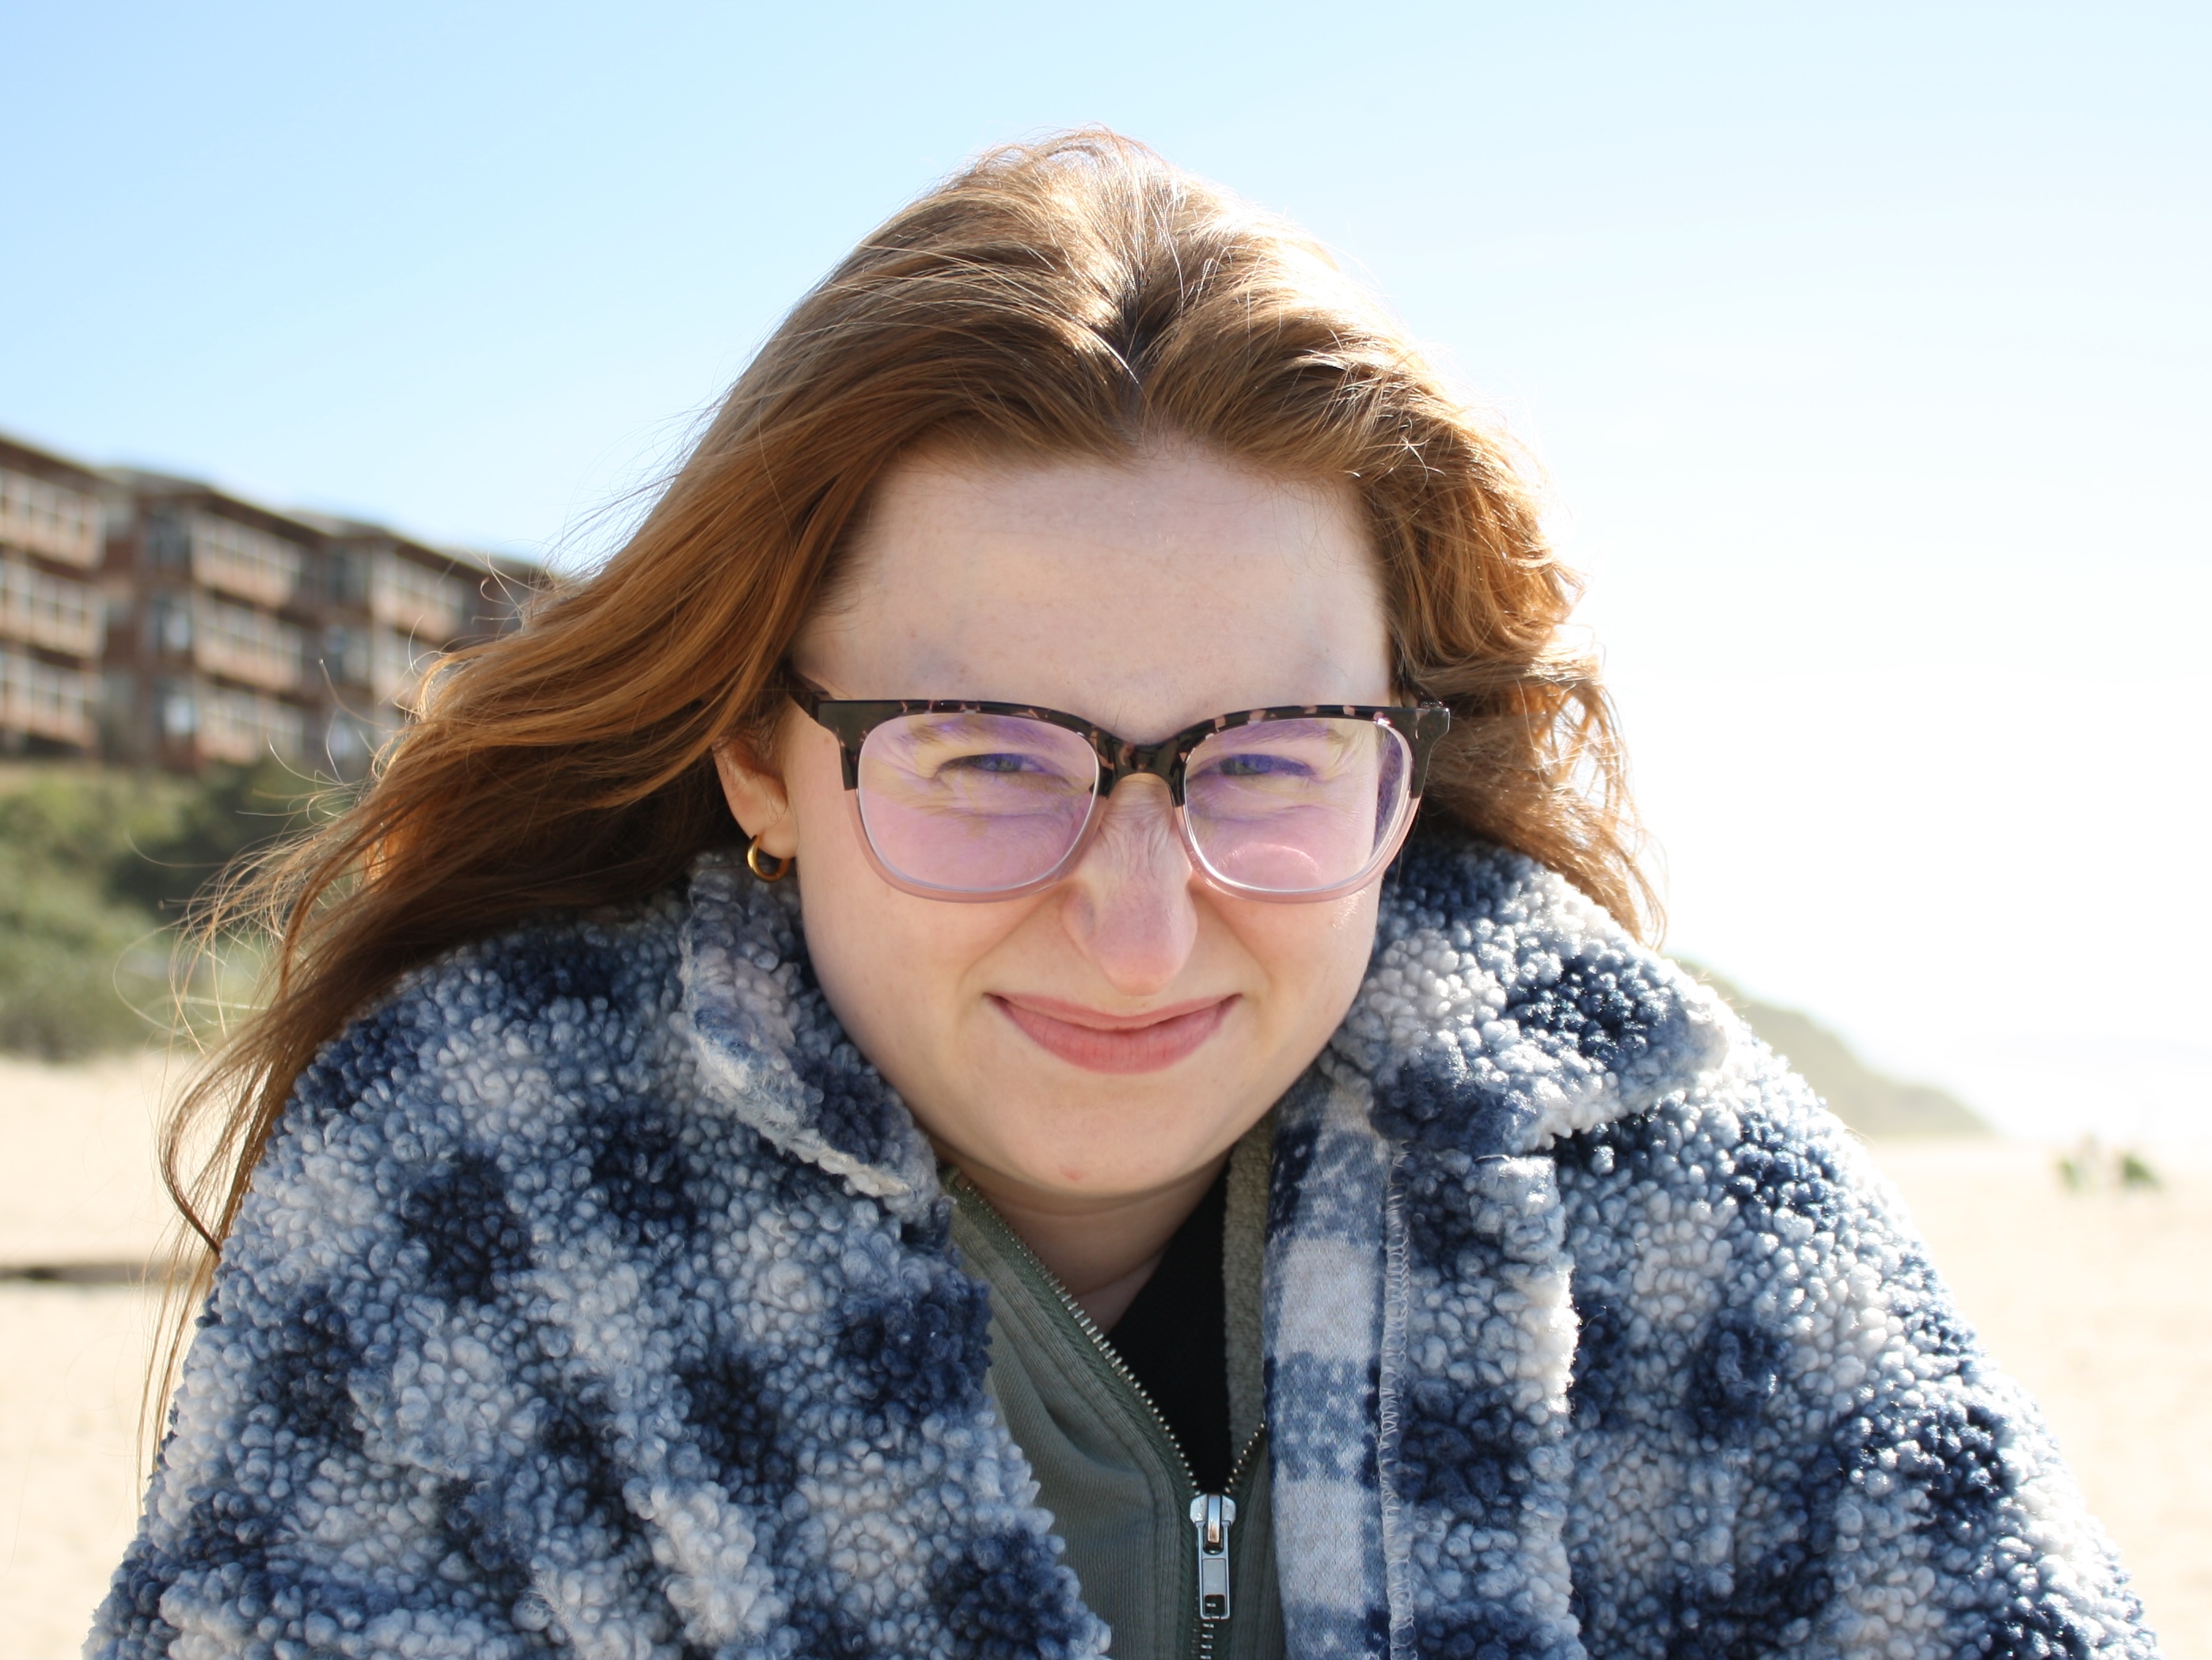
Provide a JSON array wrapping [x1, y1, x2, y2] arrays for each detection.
[[940, 751, 1040, 776], [1213, 753, 1313, 779]]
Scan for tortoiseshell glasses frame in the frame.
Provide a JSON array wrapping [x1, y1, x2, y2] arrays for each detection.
[[785, 676, 1451, 903]]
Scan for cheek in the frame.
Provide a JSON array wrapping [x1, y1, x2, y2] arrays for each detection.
[[783, 749, 1015, 1089], [787, 764, 919, 1044], [797, 883, 945, 1079], [1233, 884, 1380, 1023]]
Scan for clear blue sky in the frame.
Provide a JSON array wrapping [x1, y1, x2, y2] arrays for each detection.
[[6, 1, 2208, 1137]]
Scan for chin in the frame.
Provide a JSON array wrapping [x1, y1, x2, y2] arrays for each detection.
[[990, 1088, 1248, 1196]]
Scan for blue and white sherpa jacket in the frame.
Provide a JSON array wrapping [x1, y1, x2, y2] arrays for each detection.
[[92, 829, 2157, 1660]]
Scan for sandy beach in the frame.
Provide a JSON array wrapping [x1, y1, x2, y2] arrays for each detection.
[[4, 1053, 2206, 1657]]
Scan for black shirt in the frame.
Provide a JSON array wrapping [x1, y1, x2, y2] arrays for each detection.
[[1105, 1166, 1234, 1491]]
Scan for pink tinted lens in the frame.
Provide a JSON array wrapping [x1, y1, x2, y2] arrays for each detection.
[[1182, 716, 1411, 892], [856, 711, 1100, 891]]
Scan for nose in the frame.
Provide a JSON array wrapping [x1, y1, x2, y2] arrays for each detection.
[[1057, 777, 1201, 997]]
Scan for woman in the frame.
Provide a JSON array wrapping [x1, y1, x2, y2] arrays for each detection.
[[94, 133, 2154, 1660]]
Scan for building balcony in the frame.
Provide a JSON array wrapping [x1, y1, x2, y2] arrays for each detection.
[[369, 551, 469, 644], [0, 556, 103, 658], [194, 638, 303, 693], [0, 468, 101, 569], [0, 644, 98, 748], [197, 685, 305, 766], [191, 595, 304, 693], [160, 677, 306, 767], [188, 512, 303, 608]]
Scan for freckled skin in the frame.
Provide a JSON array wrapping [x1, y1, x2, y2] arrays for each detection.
[[715, 444, 1392, 1314]]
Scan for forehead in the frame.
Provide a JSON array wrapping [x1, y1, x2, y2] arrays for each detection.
[[796, 444, 1391, 735]]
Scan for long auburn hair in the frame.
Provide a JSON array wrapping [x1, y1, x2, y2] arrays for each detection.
[[155, 129, 1652, 1405]]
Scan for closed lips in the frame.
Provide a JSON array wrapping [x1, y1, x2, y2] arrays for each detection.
[[990, 994, 1235, 1073]]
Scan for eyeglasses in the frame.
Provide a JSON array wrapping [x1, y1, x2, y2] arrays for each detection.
[[790, 678, 1450, 902]]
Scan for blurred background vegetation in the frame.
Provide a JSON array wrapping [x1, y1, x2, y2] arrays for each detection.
[[0, 761, 328, 1060]]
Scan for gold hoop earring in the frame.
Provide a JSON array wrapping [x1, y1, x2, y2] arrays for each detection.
[[746, 839, 792, 883]]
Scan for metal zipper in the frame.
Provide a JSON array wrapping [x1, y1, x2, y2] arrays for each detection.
[[1192, 1427, 1267, 1660], [947, 1172, 1266, 1659]]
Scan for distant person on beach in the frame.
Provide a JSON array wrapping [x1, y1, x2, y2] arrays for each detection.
[[91, 132, 2157, 1658]]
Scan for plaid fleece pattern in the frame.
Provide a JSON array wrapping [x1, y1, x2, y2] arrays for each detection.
[[1267, 833, 2156, 1660], [89, 830, 2157, 1659]]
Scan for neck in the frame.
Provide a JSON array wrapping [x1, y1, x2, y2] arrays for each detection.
[[950, 1153, 1228, 1330]]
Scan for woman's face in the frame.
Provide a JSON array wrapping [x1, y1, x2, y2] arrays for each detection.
[[716, 443, 1394, 1211]]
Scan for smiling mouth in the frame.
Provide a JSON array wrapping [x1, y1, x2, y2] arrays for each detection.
[[990, 994, 1236, 1074]]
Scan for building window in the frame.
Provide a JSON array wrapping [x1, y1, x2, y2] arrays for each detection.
[[158, 682, 199, 738], [324, 709, 379, 776], [313, 624, 371, 688], [145, 511, 191, 568], [327, 549, 370, 607], [150, 594, 195, 655]]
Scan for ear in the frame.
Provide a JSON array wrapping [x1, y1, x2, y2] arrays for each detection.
[[711, 740, 799, 858]]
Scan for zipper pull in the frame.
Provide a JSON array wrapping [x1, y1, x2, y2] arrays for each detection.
[[1188, 1492, 1237, 1622]]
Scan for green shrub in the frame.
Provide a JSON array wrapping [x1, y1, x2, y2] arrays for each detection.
[[0, 762, 333, 1058], [0, 841, 168, 1058]]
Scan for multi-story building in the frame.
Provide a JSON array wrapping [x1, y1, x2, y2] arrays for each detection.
[[0, 435, 109, 757], [0, 429, 540, 777], [101, 479, 537, 778], [101, 473, 327, 773]]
